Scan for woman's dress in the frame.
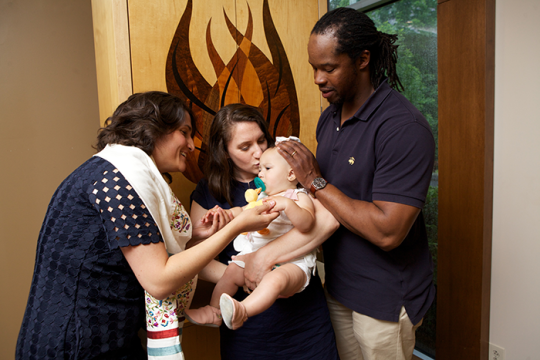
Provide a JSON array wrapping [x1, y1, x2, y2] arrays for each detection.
[[17, 145, 195, 360], [16, 156, 154, 359]]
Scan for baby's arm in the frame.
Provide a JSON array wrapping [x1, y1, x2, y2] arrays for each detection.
[[267, 192, 315, 233], [227, 206, 243, 217]]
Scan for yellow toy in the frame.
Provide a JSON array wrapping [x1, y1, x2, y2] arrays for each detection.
[[244, 188, 264, 209], [243, 179, 270, 235]]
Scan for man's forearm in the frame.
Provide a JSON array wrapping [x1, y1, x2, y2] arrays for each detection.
[[314, 184, 420, 251]]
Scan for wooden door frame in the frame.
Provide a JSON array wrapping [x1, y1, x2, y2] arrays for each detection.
[[437, 0, 495, 359]]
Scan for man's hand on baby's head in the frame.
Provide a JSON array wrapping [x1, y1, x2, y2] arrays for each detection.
[[277, 141, 321, 188]]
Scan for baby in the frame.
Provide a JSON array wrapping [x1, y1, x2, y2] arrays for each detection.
[[186, 146, 317, 330]]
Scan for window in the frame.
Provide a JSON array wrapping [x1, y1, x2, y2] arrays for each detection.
[[329, 0, 399, 12], [328, 0, 438, 358]]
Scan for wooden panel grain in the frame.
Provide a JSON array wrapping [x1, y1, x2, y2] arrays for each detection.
[[318, 0, 330, 114], [318, 0, 328, 18], [91, 0, 132, 126], [181, 322, 221, 360], [436, 0, 494, 358], [128, 0, 236, 93], [127, 0, 320, 209], [241, 0, 321, 153], [128, 0, 320, 152]]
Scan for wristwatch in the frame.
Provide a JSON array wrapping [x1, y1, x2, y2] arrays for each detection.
[[309, 177, 327, 198]]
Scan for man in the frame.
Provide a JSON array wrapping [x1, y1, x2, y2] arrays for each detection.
[[277, 8, 435, 360]]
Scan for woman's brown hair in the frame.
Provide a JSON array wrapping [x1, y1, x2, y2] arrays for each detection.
[[96, 91, 195, 155], [205, 104, 274, 206]]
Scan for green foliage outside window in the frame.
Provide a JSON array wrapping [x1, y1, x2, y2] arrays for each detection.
[[329, 0, 354, 9]]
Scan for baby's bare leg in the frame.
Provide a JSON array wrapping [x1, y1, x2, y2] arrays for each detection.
[[242, 263, 306, 317], [210, 263, 246, 308]]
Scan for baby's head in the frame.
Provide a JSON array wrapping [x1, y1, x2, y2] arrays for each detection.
[[258, 147, 298, 195]]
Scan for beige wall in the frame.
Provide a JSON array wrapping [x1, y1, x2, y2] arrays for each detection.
[[490, 0, 540, 357], [0, 0, 99, 357]]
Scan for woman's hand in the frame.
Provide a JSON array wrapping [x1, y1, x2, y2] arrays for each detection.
[[191, 205, 234, 242], [201, 206, 234, 224], [263, 196, 292, 213], [231, 200, 279, 234]]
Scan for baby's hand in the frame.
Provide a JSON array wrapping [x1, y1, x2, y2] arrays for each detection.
[[263, 196, 292, 213]]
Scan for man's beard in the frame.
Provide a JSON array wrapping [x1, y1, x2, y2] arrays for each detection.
[[329, 94, 343, 106]]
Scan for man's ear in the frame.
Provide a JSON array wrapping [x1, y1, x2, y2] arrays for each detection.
[[357, 49, 371, 71], [287, 168, 297, 182]]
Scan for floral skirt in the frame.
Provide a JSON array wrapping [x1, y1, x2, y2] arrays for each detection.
[[146, 277, 197, 359]]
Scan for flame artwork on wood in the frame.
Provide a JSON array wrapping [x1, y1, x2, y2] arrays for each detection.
[[166, 0, 300, 184]]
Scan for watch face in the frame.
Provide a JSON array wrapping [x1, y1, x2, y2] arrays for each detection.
[[313, 177, 327, 190], [310, 177, 327, 197]]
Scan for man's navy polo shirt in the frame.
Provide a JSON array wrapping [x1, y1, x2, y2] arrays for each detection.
[[317, 80, 435, 325]]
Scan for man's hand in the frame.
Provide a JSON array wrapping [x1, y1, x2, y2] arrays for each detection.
[[276, 140, 322, 188], [231, 250, 273, 291]]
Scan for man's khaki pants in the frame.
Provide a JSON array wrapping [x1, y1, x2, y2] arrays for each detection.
[[325, 289, 422, 360]]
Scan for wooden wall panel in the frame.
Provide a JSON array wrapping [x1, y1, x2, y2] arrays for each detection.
[[91, 0, 132, 126], [128, 0, 320, 151], [128, 0, 238, 208], [127, 0, 321, 209], [240, 0, 321, 152], [128, 0, 236, 94], [93, 0, 323, 228], [437, 0, 495, 358]]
